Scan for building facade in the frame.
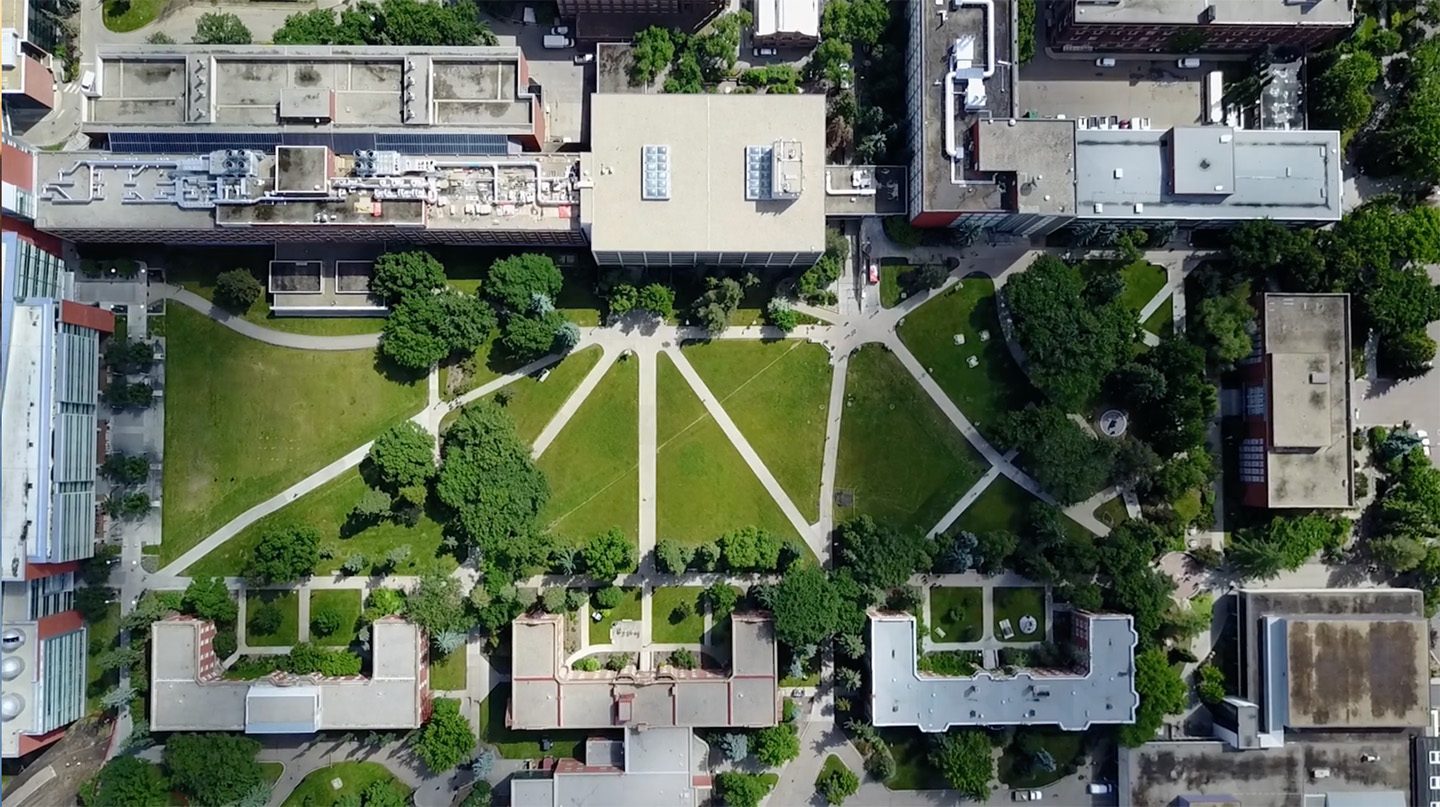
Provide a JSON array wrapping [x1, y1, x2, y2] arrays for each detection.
[[1050, 0, 1353, 55], [1, 0, 59, 123]]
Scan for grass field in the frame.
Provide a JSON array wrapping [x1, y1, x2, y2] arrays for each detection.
[[245, 591, 300, 647], [282, 762, 411, 807], [430, 647, 468, 690], [951, 476, 1093, 541], [309, 590, 363, 647], [1118, 260, 1167, 314], [1143, 295, 1175, 337], [879, 259, 914, 308], [993, 587, 1046, 643], [260, 762, 285, 788], [835, 345, 987, 535], [538, 358, 639, 547], [929, 586, 982, 643], [169, 263, 387, 337], [681, 340, 831, 523], [458, 346, 604, 444], [897, 275, 1035, 441], [1094, 496, 1130, 528], [85, 600, 121, 714], [997, 730, 1085, 788], [877, 729, 947, 790], [102, 0, 165, 32], [480, 683, 597, 759], [162, 306, 424, 565], [651, 586, 705, 644], [590, 586, 642, 646], [656, 354, 802, 546], [184, 469, 453, 578]]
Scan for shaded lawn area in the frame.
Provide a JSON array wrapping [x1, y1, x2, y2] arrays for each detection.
[[929, 586, 982, 643], [897, 275, 1035, 441], [1143, 295, 1175, 338], [309, 589, 363, 647], [877, 729, 946, 790], [244, 590, 300, 647], [480, 683, 597, 759], [430, 647, 468, 691], [281, 762, 411, 807], [162, 306, 425, 565], [835, 345, 987, 536], [184, 469, 455, 578], [102, 0, 165, 32], [1094, 495, 1130, 528], [1117, 260, 1167, 314], [993, 587, 1047, 643], [655, 354, 803, 548], [590, 586, 642, 646], [260, 762, 285, 788], [680, 340, 831, 523], [997, 730, 1085, 788], [879, 259, 914, 309], [437, 331, 519, 401], [167, 258, 386, 337], [951, 476, 1094, 541], [85, 600, 121, 714], [538, 358, 639, 547], [651, 586, 705, 644]]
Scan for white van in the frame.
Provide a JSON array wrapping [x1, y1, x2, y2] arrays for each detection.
[[542, 34, 573, 49], [79, 70, 96, 95]]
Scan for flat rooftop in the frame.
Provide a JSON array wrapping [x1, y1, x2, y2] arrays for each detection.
[[1068, 0, 1354, 27], [869, 611, 1138, 732], [509, 613, 778, 730], [1121, 739, 1411, 807], [1281, 617, 1427, 729], [973, 119, 1076, 216], [515, 728, 705, 807], [583, 93, 826, 258], [1074, 127, 1342, 222], [1262, 294, 1354, 509], [0, 302, 48, 583], [755, 0, 818, 38], [86, 46, 535, 134], [822, 165, 907, 217]]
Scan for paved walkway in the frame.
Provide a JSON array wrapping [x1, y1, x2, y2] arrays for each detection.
[[154, 285, 383, 350]]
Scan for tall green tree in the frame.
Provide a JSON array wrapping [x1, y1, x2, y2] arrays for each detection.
[[435, 401, 549, 556], [998, 405, 1114, 505], [583, 528, 636, 579], [1310, 51, 1380, 131], [835, 516, 931, 590], [928, 730, 992, 801], [192, 11, 251, 43], [90, 757, 169, 807], [411, 698, 475, 772], [214, 269, 262, 313], [182, 577, 237, 625], [163, 734, 263, 806], [1193, 282, 1256, 364], [245, 524, 320, 585], [754, 723, 801, 767], [770, 566, 865, 647], [485, 254, 564, 314], [1118, 649, 1187, 747], [630, 26, 675, 86], [371, 250, 446, 303], [368, 421, 436, 490]]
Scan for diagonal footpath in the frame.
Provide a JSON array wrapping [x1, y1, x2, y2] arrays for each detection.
[[814, 351, 849, 563], [531, 347, 618, 458]]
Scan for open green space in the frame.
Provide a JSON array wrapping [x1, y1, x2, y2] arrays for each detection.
[[309, 590, 363, 647], [656, 354, 802, 547], [1094, 496, 1130, 528], [1117, 260, 1167, 314], [282, 762, 411, 807], [651, 586, 706, 645], [951, 476, 1093, 541], [85, 600, 122, 714], [929, 586, 983, 643], [260, 762, 285, 788], [102, 0, 165, 32], [835, 345, 986, 535], [430, 646, 468, 691], [244, 590, 300, 647], [167, 260, 387, 337], [590, 586, 642, 646], [162, 305, 425, 565], [897, 275, 1035, 441], [184, 469, 453, 578], [681, 340, 831, 523], [538, 358, 639, 547], [879, 259, 914, 308], [480, 683, 596, 759], [993, 587, 1046, 643], [454, 347, 604, 444], [997, 730, 1085, 788], [431, 248, 602, 326], [877, 729, 947, 790]]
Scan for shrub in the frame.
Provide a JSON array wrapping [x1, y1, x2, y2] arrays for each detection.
[[593, 586, 623, 610], [310, 606, 342, 638], [214, 269, 263, 313], [248, 603, 282, 636], [573, 657, 601, 672], [668, 648, 697, 669]]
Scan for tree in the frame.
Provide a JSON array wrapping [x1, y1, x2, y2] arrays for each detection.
[[1376, 38, 1440, 182], [771, 565, 865, 647], [929, 730, 992, 801], [583, 528, 636, 579], [182, 577, 237, 625], [593, 586, 623, 610], [214, 269, 262, 313], [485, 254, 563, 314], [369, 421, 436, 490], [716, 732, 749, 762], [164, 734, 263, 806], [248, 602, 282, 636], [1195, 663, 1227, 705], [637, 284, 675, 319], [360, 781, 408, 807], [245, 524, 320, 585], [971, 530, 1018, 575], [1228, 513, 1350, 580], [719, 526, 784, 572], [90, 756, 169, 807], [193, 11, 251, 43], [1380, 328, 1438, 379], [372, 251, 446, 303], [690, 277, 743, 335], [655, 539, 693, 574], [382, 290, 496, 371], [816, 759, 860, 805], [1116, 338, 1217, 456], [350, 489, 392, 525], [630, 26, 675, 86], [411, 698, 475, 772], [273, 7, 340, 44], [104, 381, 154, 409], [540, 586, 568, 613], [310, 605, 343, 637], [383, 544, 411, 571], [146, 31, 175, 44], [1367, 264, 1440, 339], [406, 571, 470, 640], [836, 516, 931, 590], [105, 338, 154, 375], [998, 406, 1114, 505], [435, 401, 549, 565], [1194, 282, 1256, 364], [703, 581, 739, 615], [766, 298, 799, 332], [754, 723, 801, 767], [607, 284, 638, 317], [664, 51, 705, 93], [714, 772, 773, 807], [375, 0, 495, 46], [102, 453, 150, 486], [865, 742, 897, 782], [1119, 648, 1188, 746], [1311, 51, 1381, 131], [501, 310, 570, 360]]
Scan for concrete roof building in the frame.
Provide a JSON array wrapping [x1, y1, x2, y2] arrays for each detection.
[[150, 616, 429, 733], [1051, 0, 1354, 54], [510, 727, 711, 807], [582, 93, 825, 268], [1239, 294, 1354, 509], [868, 610, 1138, 732], [754, 0, 819, 46], [1, 0, 58, 123], [509, 613, 778, 730]]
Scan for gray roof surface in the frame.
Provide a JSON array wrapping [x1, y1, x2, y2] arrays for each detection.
[[1074, 128, 1342, 221], [512, 727, 703, 807], [582, 93, 826, 255], [974, 119, 1076, 216], [1067, 0, 1353, 27], [1262, 294, 1354, 508], [868, 611, 1138, 732]]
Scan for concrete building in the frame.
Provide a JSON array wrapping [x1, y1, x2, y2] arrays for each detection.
[[510, 727, 711, 807], [582, 93, 826, 268], [1050, 0, 1354, 55], [508, 612, 778, 730], [1, 0, 58, 124], [753, 0, 819, 48], [868, 610, 1139, 732], [1238, 294, 1354, 510], [558, 0, 725, 43], [149, 616, 430, 733]]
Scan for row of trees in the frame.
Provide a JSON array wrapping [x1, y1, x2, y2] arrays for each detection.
[[628, 11, 751, 93], [87, 734, 268, 807], [654, 526, 801, 575], [272, 0, 496, 46]]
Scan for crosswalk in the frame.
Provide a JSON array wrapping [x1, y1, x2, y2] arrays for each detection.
[[60, 83, 84, 95]]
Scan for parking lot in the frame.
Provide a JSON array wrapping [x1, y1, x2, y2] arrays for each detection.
[[486, 15, 592, 147]]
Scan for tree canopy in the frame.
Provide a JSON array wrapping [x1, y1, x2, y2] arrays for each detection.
[[1310, 51, 1380, 132], [381, 290, 495, 371], [1118, 648, 1187, 747], [406, 571, 471, 639], [90, 757, 169, 807], [272, 0, 495, 46], [754, 723, 801, 767], [411, 698, 476, 772], [998, 405, 1114, 505], [836, 516, 931, 590], [719, 526, 785, 572], [769, 565, 865, 647], [485, 254, 564, 314], [214, 269, 262, 313], [1228, 513, 1350, 580], [371, 250, 447, 303], [163, 734, 263, 806], [714, 772, 773, 807], [182, 577, 237, 625], [192, 11, 251, 44], [583, 528, 636, 579], [928, 730, 992, 801], [369, 421, 436, 490], [245, 524, 320, 585], [436, 400, 550, 558], [630, 26, 676, 86]]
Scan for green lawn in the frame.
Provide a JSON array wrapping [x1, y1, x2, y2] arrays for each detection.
[[169, 262, 386, 337], [997, 730, 1085, 788], [309, 590, 363, 647], [879, 259, 914, 309], [1143, 295, 1175, 337], [102, 0, 165, 32], [877, 729, 947, 790], [590, 586, 642, 645], [184, 469, 454, 578], [835, 345, 987, 535], [454, 346, 604, 444], [656, 354, 802, 546], [162, 306, 425, 565], [260, 762, 285, 788], [651, 587, 705, 644], [897, 275, 1035, 441], [282, 762, 411, 807], [432, 248, 602, 326], [993, 587, 1046, 643], [245, 591, 300, 647], [929, 587, 983, 643], [1118, 260, 1167, 315], [952, 476, 1094, 540], [430, 646, 468, 691], [538, 357, 639, 547], [816, 754, 854, 794], [479, 683, 596, 759], [85, 600, 121, 714], [681, 340, 831, 523], [1094, 495, 1130, 528]]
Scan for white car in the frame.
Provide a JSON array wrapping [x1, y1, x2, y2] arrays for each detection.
[[1095, 57, 1117, 67], [574, 53, 594, 64], [1087, 783, 1114, 795], [80, 70, 96, 94], [753, 47, 777, 57], [551, 25, 569, 35], [1011, 790, 1042, 801], [1177, 57, 1201, 68]]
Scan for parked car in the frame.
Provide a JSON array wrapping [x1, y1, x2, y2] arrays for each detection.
[[1095, 57, 1117, 67], [574, 52, 594, 64], [1087, 783, 1114, 795], [1012, 791, 1042, 801], [866, 260, 879, 285], [753, 47, 777, 57], [80, 70, 96, 94], [1177, 57, 1201, 68], [551, 24, 569, 35]]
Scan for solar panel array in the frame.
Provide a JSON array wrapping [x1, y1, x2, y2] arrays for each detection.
[[641, 144, 670, 201], [105, 131, 511, 156]]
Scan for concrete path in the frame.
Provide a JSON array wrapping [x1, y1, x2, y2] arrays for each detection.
[[154, 284, 383, 350], [531, 347, 617, 457], [927, 459, 1006, 538], [816, 351, 849, 550], [637, 347, 660, 570]]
